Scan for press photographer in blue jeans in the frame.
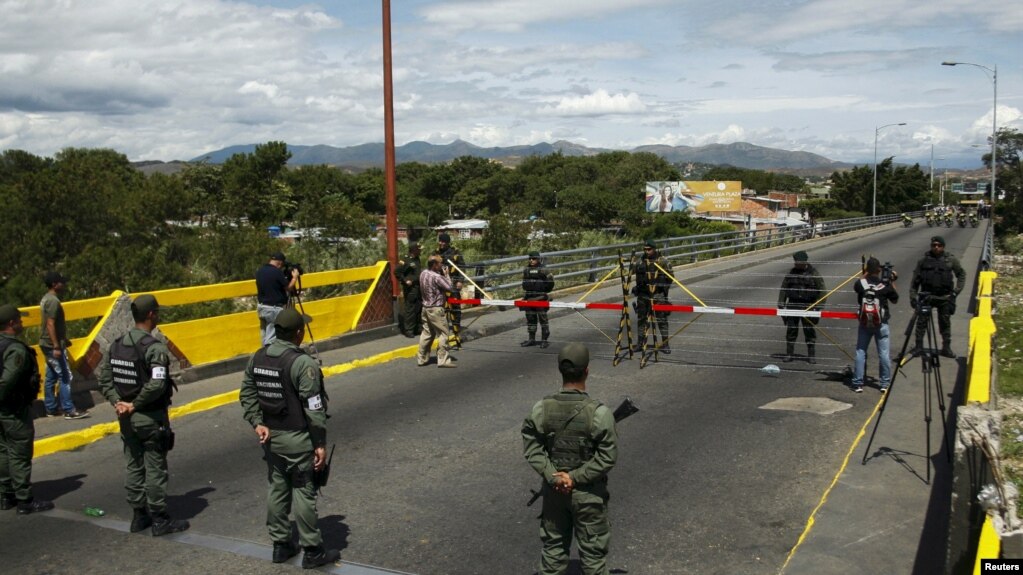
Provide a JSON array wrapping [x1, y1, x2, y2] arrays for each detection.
[[851, 258, 899, 393]]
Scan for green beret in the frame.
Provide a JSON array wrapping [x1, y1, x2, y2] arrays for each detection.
[[793, 251, 809, 262], [930, 236, 945, 246], [644, 239, 657, 249], [275, 308, 312, 331], [528, 251, 540, 258]]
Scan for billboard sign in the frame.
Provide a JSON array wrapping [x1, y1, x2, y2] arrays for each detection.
[[645, 181, 742, 213]]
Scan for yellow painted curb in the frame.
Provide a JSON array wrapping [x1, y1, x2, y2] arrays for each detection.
[[33, 344, 421, 459]]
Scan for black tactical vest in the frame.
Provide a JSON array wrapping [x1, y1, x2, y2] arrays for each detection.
[[0, 337, 40, 410], [784, 266, 821, 303], [523, 266, 553, 298], [918, 254, 955, 295], [252, 348, 307, 432], [542, 392, 601, 472], [109, 333, 173, 409], [635, 256, 669, 296]]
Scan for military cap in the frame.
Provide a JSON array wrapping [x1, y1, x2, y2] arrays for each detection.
[[0, 304, 27, 325], [269, 251, 287, 262], [793, 250, 809, 262], [275, 308, 312, 331], [558, 342, 590, 371], [643, 239, 657, 249], [131, 294, 160, 316], [930, 236, 945, 246], [44, 271, 69, 286], [438, 233, 452, 243], [528, 251, 540, 258], [408, 242, 421, 251]]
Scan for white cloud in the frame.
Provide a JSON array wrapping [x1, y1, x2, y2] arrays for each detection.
[[238, 81, 280, 100], [420, 0, 670, 32], [539, 90, 646, 117]]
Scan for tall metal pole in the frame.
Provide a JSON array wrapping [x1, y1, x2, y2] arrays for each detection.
[[872, 122, 906, 219], [382, 0, 399, 298], [942, 61, 997, 222]]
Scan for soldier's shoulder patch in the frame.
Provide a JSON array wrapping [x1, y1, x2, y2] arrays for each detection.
[[12, 353, 24, 369], [304, 366, 318, 382]]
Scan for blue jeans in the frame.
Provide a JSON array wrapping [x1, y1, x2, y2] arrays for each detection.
[[257, 304, 284, 346], [43, 348, 75, 414], [853, 323, 891, 389]]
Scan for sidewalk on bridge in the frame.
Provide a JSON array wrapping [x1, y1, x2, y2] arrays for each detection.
[[32, 222, 965, 574]]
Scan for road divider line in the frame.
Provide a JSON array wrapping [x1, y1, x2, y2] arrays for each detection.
[[778, 393, 887, 573], [34, 344, 421, 459]]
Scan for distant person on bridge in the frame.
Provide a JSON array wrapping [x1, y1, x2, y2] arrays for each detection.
[[521, 251, 555, 349], [39, 271, 88, 419], [97, 295, 189, 535], [417, 255, 456, 368], [632, 240, 674, 354], [522, 343, 618, 575], [255, 252, 300, 346], [435, 233, 465, 348], [0, 304, 54, 515], [778, 251, 827, 363], [396, 242, 423, 338], [909, 236, 966, 358], [239, 308, 340, 568]]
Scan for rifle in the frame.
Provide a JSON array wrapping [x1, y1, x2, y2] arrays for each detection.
[[527, 397, 639, 506], [314, 444, 336, 494]]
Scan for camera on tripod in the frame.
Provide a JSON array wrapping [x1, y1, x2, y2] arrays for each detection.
[[915, 291, 932, 313], [285, 261, 304, 277]]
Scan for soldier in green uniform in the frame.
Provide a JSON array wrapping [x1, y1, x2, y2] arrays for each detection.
[[0, 304, 54, 515], [910, 236, 967, 357], [522, 343, 618, 575], [396, 242, 422, 338], [98, 295, 189, 536], [240, 308, 340, 569], [521, 251, 555, 349], [633, 240, 674, 353], [778, 250, 827, 363]]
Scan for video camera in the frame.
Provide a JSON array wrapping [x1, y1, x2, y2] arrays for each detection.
[[913, 291, 932, 313], [880, 262, 895, 283], [285, 261, 304, 277]]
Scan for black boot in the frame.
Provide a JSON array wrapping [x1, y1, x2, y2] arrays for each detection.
[[783, 343, 795, 362], [539, 329, 550, 349], [273, 540, 299, 563], [151, 512, 189, 536], [302, 545, 341, 569], [940, 341, 956, 358], [520, 335, 537, 347], [130, 507, 152, 533], [807, 344, 816, 364], [0, 493, 15, 511], [16, 498, 54, 515]]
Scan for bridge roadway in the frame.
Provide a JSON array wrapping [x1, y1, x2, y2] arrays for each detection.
[[3, 222, 986, 574]]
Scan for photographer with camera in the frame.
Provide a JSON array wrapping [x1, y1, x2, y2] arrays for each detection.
[[256, 252, 300, 346], [851, 258, 899, 393], [910, 236, 966, 358]]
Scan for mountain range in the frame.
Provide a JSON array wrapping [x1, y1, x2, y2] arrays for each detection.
[[185, 140, 856, 173]]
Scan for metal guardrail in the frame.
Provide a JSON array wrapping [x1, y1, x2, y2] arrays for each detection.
[[462, 213, 915, 298]]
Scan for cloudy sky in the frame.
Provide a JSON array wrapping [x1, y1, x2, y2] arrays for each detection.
[[1, 0, 1020, 168]]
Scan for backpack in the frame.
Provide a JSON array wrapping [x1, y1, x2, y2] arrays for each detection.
[[858, 278, 884, 328]]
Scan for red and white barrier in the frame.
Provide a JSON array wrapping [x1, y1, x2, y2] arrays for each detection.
[[447, 298, 858, 320]]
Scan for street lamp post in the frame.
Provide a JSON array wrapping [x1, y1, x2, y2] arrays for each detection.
[[873, 122, 906, 219], [942, 61, 997, 220]]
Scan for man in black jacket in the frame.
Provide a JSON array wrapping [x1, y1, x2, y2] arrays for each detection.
[[521, 251, 555, 348]]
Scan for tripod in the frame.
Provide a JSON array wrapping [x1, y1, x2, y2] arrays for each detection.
[[861, 294, 952, 484], [288, 275, 322, 365]]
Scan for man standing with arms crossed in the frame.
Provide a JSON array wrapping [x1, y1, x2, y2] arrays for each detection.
[[39, 271, 88, 419], [522, 343, 618, 575]]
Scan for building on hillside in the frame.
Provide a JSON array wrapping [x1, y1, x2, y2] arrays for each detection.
[[434, 219, 489, 240]]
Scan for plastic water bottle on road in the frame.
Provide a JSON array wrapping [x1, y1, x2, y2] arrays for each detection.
[[760, 364, 781, 377], [83, 506, 105, 517]]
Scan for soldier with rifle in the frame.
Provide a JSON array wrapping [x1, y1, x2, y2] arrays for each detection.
[[521, 343, 623, 575]]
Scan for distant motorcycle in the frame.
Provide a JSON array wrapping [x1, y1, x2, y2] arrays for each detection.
[[957, 212, 968, 228], [970, 213, 979, 228], [901, 214, 913, 227], [925, 213, 936, 227], [944, 214, 954, 227]]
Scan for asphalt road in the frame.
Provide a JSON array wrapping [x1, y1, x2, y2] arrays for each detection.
[[1, 221, 985, 575]]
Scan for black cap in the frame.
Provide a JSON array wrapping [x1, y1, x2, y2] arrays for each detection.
[[0, 304, 27, 325], [131, 294, 160, 316], [438, 233, 452, 243], [793, 250, 809, 262], [931, 236, 945, 246], [44, 271, 68, 286], [275, 308, 312, 331], [269, 251, 286, 262], [558, 342, 590, 371]]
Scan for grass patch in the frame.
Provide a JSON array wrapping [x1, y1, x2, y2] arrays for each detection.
[[996, 247, 1023, 496]]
